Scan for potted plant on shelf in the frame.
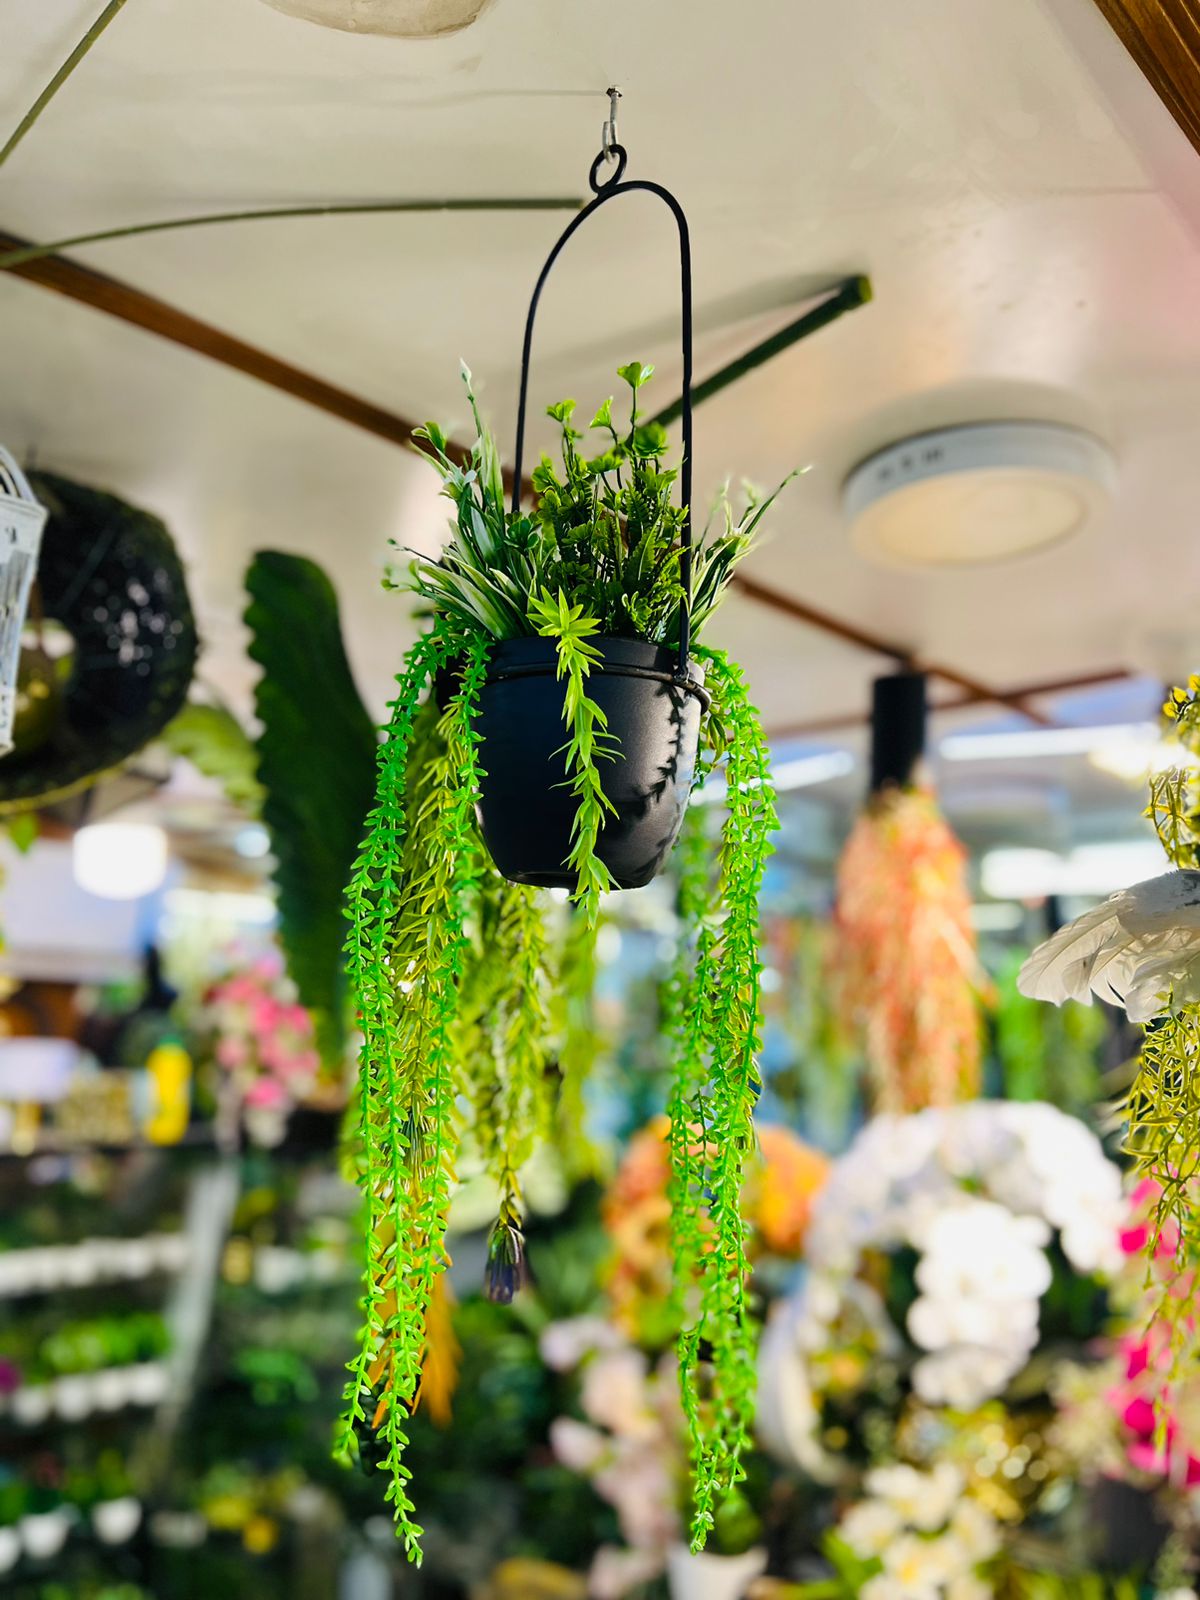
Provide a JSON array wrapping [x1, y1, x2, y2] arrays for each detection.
[[20, 1456, 71, 1563], [89, 1450, 143, 1546], [340, 360, 791, 1560]]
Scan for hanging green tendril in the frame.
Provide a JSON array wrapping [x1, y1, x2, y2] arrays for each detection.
[[339, 625, 488, 1561], [530, 589, 620, 925], [1121, 675, 1200, 1380], [553, 905, 606, 1180], [666, 647, 778, 1549]]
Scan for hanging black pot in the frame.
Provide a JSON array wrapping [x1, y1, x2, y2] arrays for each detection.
[[474, 635, 708, 890], [473, 120, 707, 891]]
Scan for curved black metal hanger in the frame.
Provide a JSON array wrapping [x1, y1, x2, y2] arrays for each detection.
[[511, 113, 695, 681]]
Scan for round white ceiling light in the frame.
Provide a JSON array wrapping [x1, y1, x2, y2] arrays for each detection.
[[258, 0, 491, 35], [842, 422, 1116, 569]]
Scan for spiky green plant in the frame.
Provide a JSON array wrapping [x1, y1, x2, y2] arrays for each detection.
[[341, 363, 787, 1560]]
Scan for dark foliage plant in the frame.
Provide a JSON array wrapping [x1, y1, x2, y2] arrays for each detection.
[[339, 363, 787, 1560]]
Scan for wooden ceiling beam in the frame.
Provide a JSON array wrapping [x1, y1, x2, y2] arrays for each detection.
[[767, 667, 1132, 741], [0, 226, 440, 456], [730, 573, 1055, 726], [1091, 0, 1200, 157], [1, 227, 1073, 724]]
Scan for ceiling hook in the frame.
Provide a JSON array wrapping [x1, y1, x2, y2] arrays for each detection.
[[602, 85, 622, 162]]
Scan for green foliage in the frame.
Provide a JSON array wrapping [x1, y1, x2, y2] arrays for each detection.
[[1120, 674, 1200, 1372], [764, 917, 862, 1146], [530, 590, 619, 927], [551, 908, 606, 1181], [4, 812, 39, 854], [340, 623, 486, 1559], [162, 700, 265, 816], [407, 362, 786, 649], [245, 551, 378, 1069], [993, 948, 1107, 1110], [666, 648, 778, 1549], [1005, 1574, 1140, 1600]]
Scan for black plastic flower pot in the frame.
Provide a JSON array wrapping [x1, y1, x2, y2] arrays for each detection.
[[473, 635, 709, 891]]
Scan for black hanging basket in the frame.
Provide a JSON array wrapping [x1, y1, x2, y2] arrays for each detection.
[[473, 133, 707, 891]]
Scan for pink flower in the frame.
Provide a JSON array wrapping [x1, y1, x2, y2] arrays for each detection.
[[277, 1049, 319, 1082], [244, 1077, 289, 1110], [1109, 1327, 1200, 1485], [216, 1036, 250, 1070]]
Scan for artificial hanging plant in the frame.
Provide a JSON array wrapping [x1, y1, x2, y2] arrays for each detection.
[[834, 674, 989, 1112], [338, 360, 788, 1559]]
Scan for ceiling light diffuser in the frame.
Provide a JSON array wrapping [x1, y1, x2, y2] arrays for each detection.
[[259, 0, 490, 34], [843, 422, 1115, 568]]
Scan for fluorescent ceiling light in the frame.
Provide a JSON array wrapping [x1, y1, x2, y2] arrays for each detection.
[[162, 888, 277, 926], [772, 751, 856, 791], [969, 902, 1025, 932], [940, 722, 1159, 762], [1089, 736, 1200, 782], [981, 840, 1166, 901], [695, 750, 854, 805]]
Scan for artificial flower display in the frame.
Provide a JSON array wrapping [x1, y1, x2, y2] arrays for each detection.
[[834, 788, 986, 1112], [755, 1100, 1125, 1577], [1055, 1176, 1200, 1499], [831, 1459, 1002, 1600], [763, 1103, 1123, 1422], [199, 950, 322, 1147], [541, 1319, 684, 1599]]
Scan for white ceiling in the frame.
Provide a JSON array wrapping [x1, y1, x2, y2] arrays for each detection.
[[2, 0, 1199, 769]]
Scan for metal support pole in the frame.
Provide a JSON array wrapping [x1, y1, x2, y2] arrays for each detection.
[[647, 274, 872, 430]]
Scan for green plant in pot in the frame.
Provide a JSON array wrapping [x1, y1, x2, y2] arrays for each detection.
[[340, 359, 789, 1561]]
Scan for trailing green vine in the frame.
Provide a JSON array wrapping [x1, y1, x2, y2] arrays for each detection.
[[667, 649, 779, 1548], [339, 627, 487, 1557], [1120, 675, 1200, 1370], [530, 589, 619, 926]]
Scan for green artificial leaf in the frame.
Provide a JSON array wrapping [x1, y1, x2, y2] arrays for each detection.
[[5, 812, 38, 854], [162, 701, 265, 816], [244, 550, 377, 1068], [590, 396, 614, 431], [616, 360, 654, 389], [546, 399, 577, 426], [630, 421, 669, 459]]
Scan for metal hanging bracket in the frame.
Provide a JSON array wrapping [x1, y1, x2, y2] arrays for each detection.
[[512, 91, 696, 683]]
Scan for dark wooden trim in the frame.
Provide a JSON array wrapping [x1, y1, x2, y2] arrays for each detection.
[[767, 668, 1131, 740], [1, 228, 1081, 724], [731, 573, 1054, 726], [1092, 0, 1200, 156], [0, 226, 453, 459]]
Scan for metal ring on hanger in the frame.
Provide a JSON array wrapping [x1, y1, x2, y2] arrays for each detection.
[[512, 147, 695, 680], [588, 142, 628, 194]]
